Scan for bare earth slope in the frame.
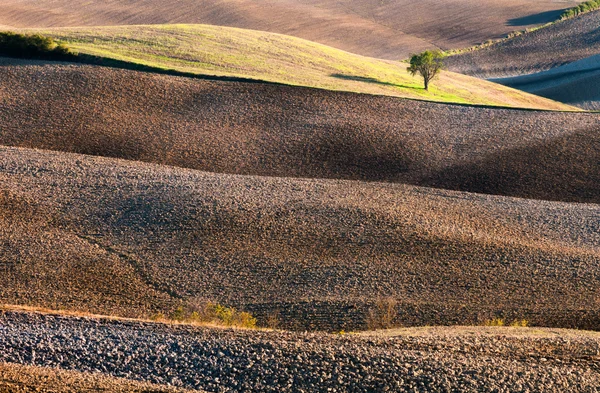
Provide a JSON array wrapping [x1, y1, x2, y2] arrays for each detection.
[[0, 59, 597, 204], [491, 54, 600, 110], [1, 146, 599, 331], [2, 311, 600, 392], [0, 0, 579, 59], [446, 9, 600, 78]]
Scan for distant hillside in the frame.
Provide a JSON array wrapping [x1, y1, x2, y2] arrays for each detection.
[[490, 54, 600, 110], [24, 24, 577, 110], [0, 0, 579, 59], [0, 58, 596, 204], [1, 146, 599, 331], [446, 9, 600, 78]]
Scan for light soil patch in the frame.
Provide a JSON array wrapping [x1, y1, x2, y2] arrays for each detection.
[[0, 362, 198, 392], [361, 326, 600, 339]]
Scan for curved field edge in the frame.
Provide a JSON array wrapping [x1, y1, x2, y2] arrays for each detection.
[[445, 9, 600, 80], [444, 3, 595, 58], [23, 24, 578, 111], [2, 310, 600, 392], [0, 59, 597, 204]]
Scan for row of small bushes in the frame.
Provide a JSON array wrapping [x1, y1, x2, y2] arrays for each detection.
[[560, 0, 600, 19], [152, 303, 257, 329], [484, 318, 529, 327], [0, 31, 74, 60]]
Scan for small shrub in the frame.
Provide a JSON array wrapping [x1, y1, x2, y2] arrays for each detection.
[[170, 306, 186, 322], [484, 318, 529, 327], [484, 318, 505, 327], [366, 298, 398, 330], [156, 302, 257, 328], [510, 319, 529, 327], [188, 311, 201, 323], [150, 312, 165, 321], [234, 311, 257, 329], [214, 304, 235, 325]]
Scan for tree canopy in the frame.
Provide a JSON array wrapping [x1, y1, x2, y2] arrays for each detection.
[[407, 50, 444, 91]]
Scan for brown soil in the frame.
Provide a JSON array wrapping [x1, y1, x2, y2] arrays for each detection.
[[446, 10, 600, 78], [0, 0, 580, 59], [2, 311, 600, 392], [0, 58, 598, 204], [0, 144, 598, 331]]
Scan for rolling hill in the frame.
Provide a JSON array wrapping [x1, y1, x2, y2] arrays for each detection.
[[0, 60, 598, 330], [1, 145, 599, 331], [490, 54, 600, 110], [19, 24, 578, 110], [0, 58, 595, 204], [0, 0, 580, 59], [446, 9, 600, 78], [2, 2, 600, 391]]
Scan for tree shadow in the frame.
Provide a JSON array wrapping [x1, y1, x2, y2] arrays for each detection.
[[330, 73, 422, 90], [507, 9, 567, 26]]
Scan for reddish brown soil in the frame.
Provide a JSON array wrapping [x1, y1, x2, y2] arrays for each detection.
[[0, 0, 580, 59], [0, 60, 599, 331]]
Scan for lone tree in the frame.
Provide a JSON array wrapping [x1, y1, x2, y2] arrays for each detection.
[[407, 50, 444, 91]]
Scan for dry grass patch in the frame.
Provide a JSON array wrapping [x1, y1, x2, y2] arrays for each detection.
[[0, 362, 197, 392]]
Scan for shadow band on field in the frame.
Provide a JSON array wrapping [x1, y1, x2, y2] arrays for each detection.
[[419, 128, 600, 204], [330, 73, 421, 90], [507, 9, 568, 26]]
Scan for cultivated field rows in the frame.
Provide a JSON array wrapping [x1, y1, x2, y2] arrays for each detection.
[[447, 9, 600, 78], [1, 311, 600, 392], [0, 59, 596, 204], [0, 145, 598, 330]]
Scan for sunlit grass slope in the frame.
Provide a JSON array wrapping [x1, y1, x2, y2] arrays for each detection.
[[35, 24, 578, 110]]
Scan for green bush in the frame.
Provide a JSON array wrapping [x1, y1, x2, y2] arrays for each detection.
[[170, 306, 186, 322], [0, 31, 73, 60], [560, 0, 600, 19]]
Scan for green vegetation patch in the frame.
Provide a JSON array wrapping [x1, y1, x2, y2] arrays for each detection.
[[27, 24, 576, 110], [0, 31, 73, 60], [561, 0, 600, 19]]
